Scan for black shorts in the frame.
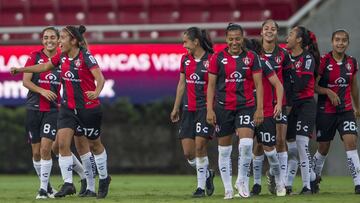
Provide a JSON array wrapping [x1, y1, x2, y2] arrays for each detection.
[[316, 111, 358, 142], [215, 106, 255, 137], [255, 117, 276, 147], [179, 109, 214, 139], [25, 110, 57, 144], [58, 105, 102, 140], [286, 98, 316, 140], [275, 107, 288, 125]]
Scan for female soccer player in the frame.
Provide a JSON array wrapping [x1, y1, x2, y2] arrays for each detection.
[[11, 25, 110, 199], [285, 26, 319, 194], [23, 26, 90, 199], [170, 27, 215, 198], [207, 23, 264, 199], [247, 20, 293, 196], [313, 29, 360, 194]]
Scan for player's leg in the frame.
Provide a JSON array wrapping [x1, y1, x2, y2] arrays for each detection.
[[275, 110, 288, 187], [249, 135, 264, 196]]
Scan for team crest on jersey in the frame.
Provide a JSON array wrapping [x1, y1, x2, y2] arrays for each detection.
[[295, 61, 302, 69], [75, 59, 81, 67], [346, 63, 352, 71], [203, 60, 209, 69], [275, 56, 282, 64], [243, 57, 250, 65]]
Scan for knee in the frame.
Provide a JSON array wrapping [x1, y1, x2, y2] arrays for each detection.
[[195, 144, 206, 155], [32, 152, 41, 161], [90, 141, 104, 155], [183, 151, 194, 160], [40, 146, 51, 158]]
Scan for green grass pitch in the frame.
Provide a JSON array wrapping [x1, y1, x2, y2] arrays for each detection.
[[0, 175, 358, 202]]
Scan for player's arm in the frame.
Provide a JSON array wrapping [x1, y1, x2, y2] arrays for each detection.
[[268, 74, 284, 118], [86, 67, 105, 100], [351, 76, 360, 118], [170, 73, 185, 123], [23, 72, 57, 101], [206, 73, 217, 126], [10, 61, 55, 75], [315, 75, 340, 106], [253, 72, 264, 126]]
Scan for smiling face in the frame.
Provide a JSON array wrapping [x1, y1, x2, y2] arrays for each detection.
[[42, 29, 59, 53], [332, 32, 349, 55], [286, 27, 301, 50], [182, 33, 198, 55], [59, 30, 77, 54], [226, 29, 243, 55], [261, 20, 278, 43]]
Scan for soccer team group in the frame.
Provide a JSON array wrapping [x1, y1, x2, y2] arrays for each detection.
[[170, 20, 360, 199], [8, 19, 359, 200]]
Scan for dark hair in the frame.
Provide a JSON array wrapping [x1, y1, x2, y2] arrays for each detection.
[[63, 25, 88, 48], [226, 23, 244, 36], [261, 19, 279, 31], [331, 29, 349, 42], [41, 26, 59, 39], [184, 27, 214, 54], [243, 38, 262, 55], [295, 26, 320, 76]]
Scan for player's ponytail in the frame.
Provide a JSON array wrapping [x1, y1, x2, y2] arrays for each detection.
[[184, 27, 214, 54], [63, 25, 88, 49]]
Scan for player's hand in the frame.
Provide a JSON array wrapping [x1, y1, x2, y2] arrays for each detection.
[[10, 67, 20, 75], [326, 89, 341, 106], [40, 89, 57, 101], [206, 109, 216, 127], [273, 103, 282, 119], [170, 109, 180, 123], [253, 108, 264, 126], [85, 91, 99, 100]]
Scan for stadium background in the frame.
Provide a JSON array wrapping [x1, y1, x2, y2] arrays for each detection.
[[0, 0, 359, 177]]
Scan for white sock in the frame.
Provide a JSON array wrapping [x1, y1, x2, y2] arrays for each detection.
[[33, 159, 41, 179], [59, 155, 73, 183], [286, 141, 298, 187], [196, 156, 209, 190], [72, 153, 86, 180], [94, 150, 108, 179], [40, 159, 52, 191], [346, 150, 360, 186], [252, 154, 264, 185], [277, 152, 288, 185], [187, 158, 196, 169], [80, 152, 96, 192], [218, 145, 233, 192], [296, 135, 311, 189], [238, 138, 253, 190], [265, 149, 282, 186], [313, 151, 327, 176]]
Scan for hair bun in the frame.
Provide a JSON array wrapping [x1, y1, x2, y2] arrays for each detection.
[[78, 25, 86, 34]]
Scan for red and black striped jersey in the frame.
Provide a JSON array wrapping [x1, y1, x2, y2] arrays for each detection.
[[51, 47, 100, 109], [259, 58, 276, 118], [208, 48, 262, 110], [290, 50, 315, 101], [25, 49, 61, 112], [261, 46, 293, 106], [180, 52, 212, 111], [317, 52, 358, 113]]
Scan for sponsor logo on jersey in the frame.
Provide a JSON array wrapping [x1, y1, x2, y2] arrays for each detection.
[[221, 58, 228, 64], [185, 59, 191, 66], [186, 73, 205, 84], [225, 71, 245, 83], [63, 71, 82, 82], [37, 59, 44, 64]]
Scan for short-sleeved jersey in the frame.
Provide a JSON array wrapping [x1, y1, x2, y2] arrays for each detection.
[[260, 58, 276, 118], [261, 46, 293, 106], [51, 47, 100, 109], [317, 52, 358, 113], [25, 49, 61, 112], [180, 52, 212, 111], [290, 50, 315, 101], [208, 48, 262, 110]]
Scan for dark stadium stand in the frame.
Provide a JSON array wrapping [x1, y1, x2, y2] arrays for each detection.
[[0, 0, 308, 41]]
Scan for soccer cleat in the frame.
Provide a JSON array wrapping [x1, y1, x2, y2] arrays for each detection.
[[79, 189, 97, 197], [285, 186, 294, 195], [237, 181, 250, 198], [310, 175, 321, 194], [299, 186, 312, 195], [36, 189, 48, 199], [205, 169, 215, 196], [54, 182, 76, 198], [224, 190, 234, 200], [78, 179, 87, 196], [355, 185, 360, 194], [250, 184, 261, 196], [192, 188, 205, 198], [47, 183, 56, 198], [266, 171, 276, 195], [276, 184, 286, 197], [97, 176, 111, 199]]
